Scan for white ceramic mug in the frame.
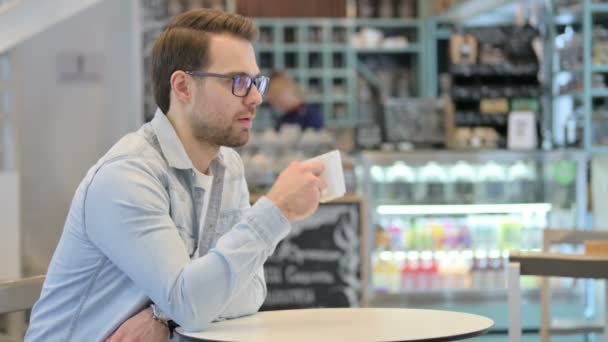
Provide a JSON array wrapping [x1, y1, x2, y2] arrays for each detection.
[[306, 150, 346, 203]]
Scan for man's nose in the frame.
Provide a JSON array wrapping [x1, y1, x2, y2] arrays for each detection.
[[244, 84, 263, 107]]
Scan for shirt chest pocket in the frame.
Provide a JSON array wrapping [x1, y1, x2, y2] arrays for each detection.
[[214, 208, 245, 241]]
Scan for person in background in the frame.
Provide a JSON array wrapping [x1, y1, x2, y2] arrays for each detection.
[[25, 9, 326, 342], [266, 71, 324, 131]]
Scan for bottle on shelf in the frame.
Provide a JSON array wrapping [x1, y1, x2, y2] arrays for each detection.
[[419, 251, 439, 290], [471, 250, 489, 289], [438, 250, 470, 290], [387, 221, 404, 251], [358, 0, 373, 18], [372, 255, 389, 293], [429, 220, 446, 250], [379, 0, 392, 18], [401, 251, 420, 291], [370, 165, 387, 202], [397, 0, 415, 18], [498, 215, 523, 251], [385, 161, 416, 204], [438, 251, 455, 289], [449, 161, 477, 204], [387, 253, 402, 293], [461, 250, 474, 289], [520, 211, 543, 251], [507, 160, 538, 203], [372, 249, 401, 293], [456, 220, 473, 250], [476, 161, 507, 203], [416, 162, 448, 204], [487, 249, 505, 289]]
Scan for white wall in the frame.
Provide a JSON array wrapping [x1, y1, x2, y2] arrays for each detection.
[[14, 0, 142, 274], [0, 172, 20, 279]]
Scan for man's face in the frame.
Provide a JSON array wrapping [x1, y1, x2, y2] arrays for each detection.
[[188, 34, 262, 147], [266, 86, 292, 112]]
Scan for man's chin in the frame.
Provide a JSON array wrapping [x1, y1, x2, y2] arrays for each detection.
[[222, 133, 250, 148]]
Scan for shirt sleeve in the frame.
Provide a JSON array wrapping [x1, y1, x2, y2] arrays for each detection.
[[217, 267, 266, 319], [306, 104, 324, 130], [84, 157, 290, 331]]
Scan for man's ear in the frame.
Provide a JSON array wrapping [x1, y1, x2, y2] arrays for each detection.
[[170, 70, 193, 104]]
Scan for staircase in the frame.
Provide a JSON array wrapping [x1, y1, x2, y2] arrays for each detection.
[[0, 0, 105, 54]]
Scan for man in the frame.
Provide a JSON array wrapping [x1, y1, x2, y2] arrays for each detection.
[[266, 70, 324, 132], [26, 9, 326, 341]]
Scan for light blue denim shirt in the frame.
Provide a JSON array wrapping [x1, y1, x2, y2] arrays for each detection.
[[26, 110, 291, 342]]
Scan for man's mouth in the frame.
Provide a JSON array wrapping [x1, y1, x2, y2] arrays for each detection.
[[237, 116, 254, 128]]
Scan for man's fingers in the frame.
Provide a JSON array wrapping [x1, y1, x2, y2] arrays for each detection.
[[301, 160, 325, 176], [318, 177, 328, 191]]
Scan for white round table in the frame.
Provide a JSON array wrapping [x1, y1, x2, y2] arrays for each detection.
[[177, 308, 494, 342]]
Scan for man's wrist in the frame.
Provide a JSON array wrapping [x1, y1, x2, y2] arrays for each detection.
[[150, 303, 169, 325], [151, 304, 178, 338], [265, 194, 292, 222]]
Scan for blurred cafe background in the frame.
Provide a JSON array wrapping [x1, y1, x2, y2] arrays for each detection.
[[2, 0, 608, 340]]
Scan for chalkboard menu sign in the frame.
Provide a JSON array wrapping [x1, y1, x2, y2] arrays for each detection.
[[261, 196, 364, 311]]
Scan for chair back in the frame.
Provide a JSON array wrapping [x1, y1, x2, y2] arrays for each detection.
[[543, 229, 608, 251], [538, 229, 608, 341], [0, 275, 45, 314]]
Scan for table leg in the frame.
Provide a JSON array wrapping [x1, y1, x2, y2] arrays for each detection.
[[508, 262, 521, 342], [605, 280, 607, 342], [540, 278, 550, 342]]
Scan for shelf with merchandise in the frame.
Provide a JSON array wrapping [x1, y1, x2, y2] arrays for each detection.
[[549, 0, 608, 151], [592, 64, 608, 72], [371, 209, 547, 288], [354, 46, 419, 54], [439, 22, 543, 149], [376, 203, 552, 216], [591, 2, 608, 13], [354, 18, 420, 28], [253, 18, 358, 129], [557, 89, 584, 97], [591, 88, 608, 97], [358, 150, 588, 298], [368, 286, 585, 307], [370, 243, 587, 296], [253, 16, 427, 130], [436, 0, 514, 24], [554, 68, 583, 77], [554, 10, 582, 25]]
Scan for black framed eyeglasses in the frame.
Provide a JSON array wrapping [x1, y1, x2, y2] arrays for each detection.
[[185, 71, 270, 97]]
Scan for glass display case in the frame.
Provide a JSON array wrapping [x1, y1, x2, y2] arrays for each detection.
[[358, 150, 588, 300]]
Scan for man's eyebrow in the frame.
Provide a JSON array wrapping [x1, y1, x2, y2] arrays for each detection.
[[225, 70, 262, 77]]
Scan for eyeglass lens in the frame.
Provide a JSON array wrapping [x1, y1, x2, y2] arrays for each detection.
[[233, 75, 268, 97]]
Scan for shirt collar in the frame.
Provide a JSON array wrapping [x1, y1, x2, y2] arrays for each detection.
[[150, 108, 226, 170]]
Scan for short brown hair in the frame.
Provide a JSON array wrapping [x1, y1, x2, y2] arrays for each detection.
[[267, 70, 304, 100], [151, 9, 258, 114]]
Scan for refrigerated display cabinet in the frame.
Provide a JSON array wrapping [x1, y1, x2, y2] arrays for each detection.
[[358, 149, 590, 337]]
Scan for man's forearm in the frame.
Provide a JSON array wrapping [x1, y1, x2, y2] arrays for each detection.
[[152, 268, 265, 324], [218, 269, 266, 319]]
